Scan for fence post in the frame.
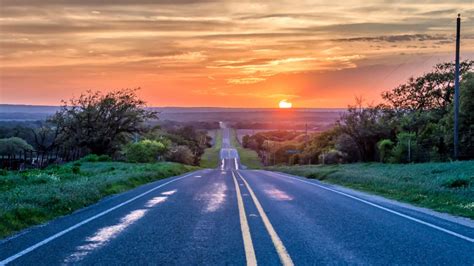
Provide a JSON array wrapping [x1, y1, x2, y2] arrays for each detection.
[[408, 138, 411, 163]]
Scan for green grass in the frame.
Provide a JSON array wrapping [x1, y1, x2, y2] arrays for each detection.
[[200, 129, 222, 168], [231, 129, 263, 169], [268, 161, 474, 219], [0, 161, 197, 239]]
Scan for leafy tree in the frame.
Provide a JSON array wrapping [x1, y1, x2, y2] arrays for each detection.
[[50, 89, 157, 155], [337, 103, 395, 162], [335, 133, 361, 162], [458, 73, 474, 158], [150, 125, 210, 165], [31, 122, 59, 152], [382, 60, 473, 112], [0, 137, 34, 155], [123, 139, 167, 163]]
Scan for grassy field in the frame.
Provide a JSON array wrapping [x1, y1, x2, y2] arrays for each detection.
[[231, 129, 263, 169], [200, 129, 222, 168], [269, 162, 474, 219], [0, 161, 197, 239]]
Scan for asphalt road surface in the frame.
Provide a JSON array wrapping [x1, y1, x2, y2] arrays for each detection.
[[1, 127, 473, 265]]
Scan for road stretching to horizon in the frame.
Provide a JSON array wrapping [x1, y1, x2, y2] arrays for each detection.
[[1, 126, 473, 265]]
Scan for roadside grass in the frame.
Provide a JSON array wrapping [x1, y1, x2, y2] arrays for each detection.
[[231, 129, 263, 169], [200, 129, 222, 168], [0, 161, 197, 239], [268, 161, 474, 219]]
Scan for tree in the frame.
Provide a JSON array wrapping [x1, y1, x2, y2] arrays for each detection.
[[31, 122, 59, 152], [382, 60, 473, 112], [0, 137, 34, 156], [302, 128, 339, 163], [459, 73, 474, 158], [50, 89, 157, 155], [337, 102, 395, 162], [335, 133, 361, 162]]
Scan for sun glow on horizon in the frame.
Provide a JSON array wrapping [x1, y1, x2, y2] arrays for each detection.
[[279, 99, 293, 109]]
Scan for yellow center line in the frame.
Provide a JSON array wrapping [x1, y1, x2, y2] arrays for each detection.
[[236, 171, 294, 266], [231, 171, 257, 266]]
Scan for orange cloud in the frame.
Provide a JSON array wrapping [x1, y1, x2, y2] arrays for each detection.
[[0, 1, 473, 107]]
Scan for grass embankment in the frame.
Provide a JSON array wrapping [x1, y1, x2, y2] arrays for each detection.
[[0, 161, 197, 239], [200, 129, 222, 168], [269, 161, 474, 219], [231, 129, 263, 169]]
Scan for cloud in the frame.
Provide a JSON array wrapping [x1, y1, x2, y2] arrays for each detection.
[[333, 34, 452, 43], [227, 77, 266, 84], [1, 0, 474, 107]]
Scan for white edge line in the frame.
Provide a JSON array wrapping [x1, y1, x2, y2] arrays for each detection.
[[0, 172, 196, 265], [269, 171, 474, 243]]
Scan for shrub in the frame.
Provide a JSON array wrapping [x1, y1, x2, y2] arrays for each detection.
[[0, 169, 7, 176], [97, 155, 112, 162], [166, 145, 195, 165], [390, 132, 419, 163], [377, 139, 394, 163], [71, 165, 81, 174], [319, 149, 346, 164], [81, 154, 100, 162], [442, 176, 471, 189], [123, 139, 167, 163], [80, 154, 111, 162]]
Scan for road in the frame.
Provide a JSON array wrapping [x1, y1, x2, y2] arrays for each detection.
[[1, 127, 473, 265]]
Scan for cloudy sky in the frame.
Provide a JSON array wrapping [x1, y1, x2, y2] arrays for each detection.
[[0, 0, 473, 107]]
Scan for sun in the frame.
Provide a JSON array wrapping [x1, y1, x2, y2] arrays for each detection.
[[279, 99, 293, 109]]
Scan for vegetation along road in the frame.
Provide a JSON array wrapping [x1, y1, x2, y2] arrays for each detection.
[[1, 126, 473, 265]]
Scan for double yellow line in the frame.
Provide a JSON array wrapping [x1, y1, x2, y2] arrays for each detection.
[[231, 171, 294, 266]]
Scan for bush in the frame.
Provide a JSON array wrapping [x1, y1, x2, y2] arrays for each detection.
[[71, 165, 80, 174], [97, 155, 112, 162], [442, 176, 471, 189], [166, 145, 195, 165], [81, 154, 100, 162], [377, 139, 394, 163], [319, 149, 346, 164], [123, 139, 167, 163], [81, 154, 112, 162], [390, 132, 419, 163]]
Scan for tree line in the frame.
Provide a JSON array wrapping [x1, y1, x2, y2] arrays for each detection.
[[242, 61, 474, 165], [0, 89, 211, 168]]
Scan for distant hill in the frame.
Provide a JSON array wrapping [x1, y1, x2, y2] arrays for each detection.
[[0, 104, 344, 129]]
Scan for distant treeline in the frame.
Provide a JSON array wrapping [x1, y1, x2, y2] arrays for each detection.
[[242, 61, 474, 165], [0, 89, 213, 169]]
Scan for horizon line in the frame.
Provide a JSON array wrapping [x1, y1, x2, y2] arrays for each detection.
[[0, 103, 347, 110]]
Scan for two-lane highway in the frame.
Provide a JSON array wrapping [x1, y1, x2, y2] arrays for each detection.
[[1, 127, 473, 265]]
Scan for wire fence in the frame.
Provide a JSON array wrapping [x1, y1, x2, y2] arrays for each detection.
[[243, 128, 474, 166], [0, 148, 86, 170]]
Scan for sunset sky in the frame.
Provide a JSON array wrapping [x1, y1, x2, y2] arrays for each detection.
[[0, 0, 473, 108]]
